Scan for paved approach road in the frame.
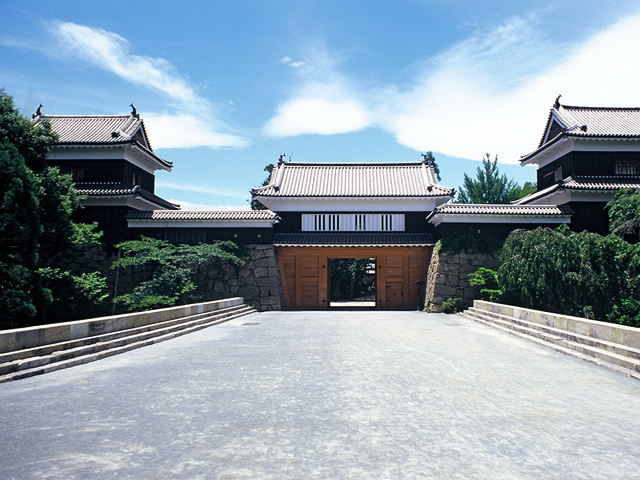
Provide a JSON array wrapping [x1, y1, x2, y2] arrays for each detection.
[[1, 311, 640, 479]]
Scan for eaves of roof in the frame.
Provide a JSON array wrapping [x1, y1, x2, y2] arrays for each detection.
[[75, 182, 180, 210], [515, 176, 640, 206], [273, 232, 435, 247], [426, 203, 574, 222], [124, 210, 280, 221]]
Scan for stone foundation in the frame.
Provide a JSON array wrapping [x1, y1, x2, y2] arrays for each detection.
[[424, 244, 500, 313]]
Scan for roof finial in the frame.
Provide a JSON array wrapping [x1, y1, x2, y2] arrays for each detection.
[[278, 153, 286, 165], [554, 94, 562, 109], [32, 104, 43, 119], [130, 103, 139, 118]]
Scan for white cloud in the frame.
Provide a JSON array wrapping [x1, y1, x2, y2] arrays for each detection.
[[384, 13, 640, 163], [145, 113, 247, 149], [50, 21, 246, 149], [266, 13, 640, 163], [156, 181, 248, 199], [266, 45, 372, 136], [265, 96, 370, 136]]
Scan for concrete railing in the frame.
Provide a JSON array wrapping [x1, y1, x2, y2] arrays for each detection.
[[0, 297, 244, 354], [473, 300, 640, 350]]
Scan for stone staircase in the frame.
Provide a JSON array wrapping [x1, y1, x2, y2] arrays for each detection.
[[0, 301, 255, 383], [460, 300, 640, 381]]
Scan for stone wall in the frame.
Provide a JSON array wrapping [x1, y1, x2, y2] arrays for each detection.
[[196, 244, 285, 311], [47, 244, 286, 315], [424, 244, 500, 313]]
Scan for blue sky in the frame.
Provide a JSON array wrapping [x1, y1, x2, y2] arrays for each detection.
[[2, 1, 640, 210]]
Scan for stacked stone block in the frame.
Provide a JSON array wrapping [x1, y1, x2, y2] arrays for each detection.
[[196, 244, 285, 311], [424, 246, 500, 313], [48, 244, 286, 314]]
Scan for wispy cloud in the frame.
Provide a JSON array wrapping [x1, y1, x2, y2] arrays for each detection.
[[53, 22, 202, 111], [264, 13, 640, 163], [156, 181, 248, 199], [49, 21, 246, 149]]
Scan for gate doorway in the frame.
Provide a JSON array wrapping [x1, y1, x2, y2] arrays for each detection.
[[329, 258, 376, 309], [276, 245, 432, 310]]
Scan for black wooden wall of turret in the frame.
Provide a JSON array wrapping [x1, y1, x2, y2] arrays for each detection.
[[51, 160, 155, 193], [537, 151, 640, 190]]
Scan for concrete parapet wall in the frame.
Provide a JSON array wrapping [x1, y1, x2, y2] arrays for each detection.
[[474, 300, 640, 350], [0, 298, 243, 354]]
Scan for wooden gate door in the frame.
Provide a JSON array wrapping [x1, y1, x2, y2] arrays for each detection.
[[383, 256, 404, 309], [376, 249, 430, 310], [276, 246, 431, 310]]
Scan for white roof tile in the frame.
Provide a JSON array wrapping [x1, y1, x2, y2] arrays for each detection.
[[431, 204, 574, 216], [125, 210, 279, 221], [32, 113, 172, 169], [252, 162, 454, 198]]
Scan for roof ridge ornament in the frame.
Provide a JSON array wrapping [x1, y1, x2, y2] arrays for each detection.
[[554, 94, 562, 109], [32, 104, 43, 119], [130, 103, 139, 119]]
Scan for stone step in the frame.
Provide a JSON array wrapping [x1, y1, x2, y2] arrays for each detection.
[[0, 306, 255, 383], [465, 307, 640, 362], [460, 310, 640, 380], [0, 304, 249, 365], [467, 309, 640, 372]]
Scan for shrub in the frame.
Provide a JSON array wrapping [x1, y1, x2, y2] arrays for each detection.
[[608, 299, 640, 328], [468, 268, 502, 302], [112, 237, 242, 311], [441, 297, 465, 314]]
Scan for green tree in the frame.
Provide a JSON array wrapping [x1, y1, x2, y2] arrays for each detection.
[[421, 151, 441, 182], [112, 237, 242, 311], [457, 153, 529, 204], [498, 225, 639, 321], [250, 163, 275, 210], [513, 181, 537, 200], [605, 187, 640, 241], [0, 142, 43, 323], [0, 89, 107, 327], [330, 258, 371, 301]]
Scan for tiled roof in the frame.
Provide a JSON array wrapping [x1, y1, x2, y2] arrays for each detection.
[[125, 210, 280, 221], [34, 114, 143, 144], [273, 232, 435, 247], [521, 101, 640, 164], [252, 162, 454, 198], [429, 204, 574, 216], [32, 113, 172, 169], [515, 176, 640, 205], [75, 182, 179, 210], [550, 105, 640, 141], [561, 175, 640, 190], [75, 182, 140, 196]]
